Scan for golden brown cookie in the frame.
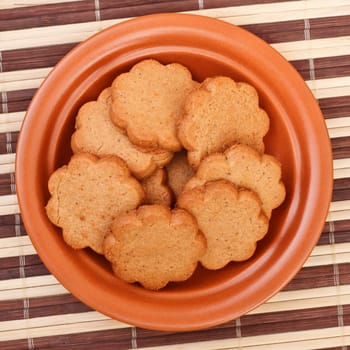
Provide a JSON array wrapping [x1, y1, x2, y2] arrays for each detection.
[[46, 153, 145, 254], [110, 59, 197, 151], [103, 205, 206, 290], [184, 143, 285, 218], [177, 180, 269, 270], [177, 76, 270, 168], [141, 168, 173, 206], [71, 88, 173, 179], [166, 150, 194, 198]]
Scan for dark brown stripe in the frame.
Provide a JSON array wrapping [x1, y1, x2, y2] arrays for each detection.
[[0, 1, 95, 31], [310, 16, 350, 40], [1, 328, 132, 350], [0, 131, 19, 143], [339, 264, 350, 286], [242, 20, 305, 44], [314, 55, 350, 80], [283, 265, 337, 291], [319, 96, 350, 119], [136, 320, 236, 348], [333, 178, 350, 202], [344, 304, 350, 326], [318, 230, 350, 246], [100, 0, 199, 21], [0, 258, 48, 280], [323, 220, 350, 235], [0, 224, 26, 239], [0, 174, 13, 196], [331, 136, 350, 160], [1, 43, 77, 72], [0, 294, 91, 322], [289, 59, 311, 81], [240, 306, 339, 336], [1, 339, 28, 350], [0, 214, 23, 226], [0, 89, 36, 114], [203, 0, 292, 7]]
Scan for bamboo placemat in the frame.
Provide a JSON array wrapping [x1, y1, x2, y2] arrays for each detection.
[[1, 0, 350, 349]]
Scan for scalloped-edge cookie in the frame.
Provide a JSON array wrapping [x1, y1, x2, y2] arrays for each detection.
[[71, 88, 173, 179], [177, 180, 269, 270], [141, 168, 173, 206], [184, 143, 285, 218], [110, 59, 198, 151], [177, 76, 270, 168], [103, 205, 206, 290], [46, 153, 145, 254]]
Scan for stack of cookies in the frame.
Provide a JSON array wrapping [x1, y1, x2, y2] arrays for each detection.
[[46, 59, 285, 290]]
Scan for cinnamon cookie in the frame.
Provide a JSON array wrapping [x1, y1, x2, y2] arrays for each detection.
[[103, 205, 206, 290], [177, 180, 269, 270], [46, 153, 145, 254], [178, 76, 270, 168], [110, 59, 198, 151]]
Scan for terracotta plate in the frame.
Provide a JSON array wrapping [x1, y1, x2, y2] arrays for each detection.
[[16, 13, 333, 331]]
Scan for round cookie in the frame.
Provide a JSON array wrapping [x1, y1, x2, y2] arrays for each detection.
[[141, 168, 173, 206], [184, 143, 286, 218], [71, 88, 173, 179], [177, 76, 270, 168], [46, 153, 145, 254], [177, 180, 269, 270], [110, 59, 198, 151], [103, 205, 206, 290]]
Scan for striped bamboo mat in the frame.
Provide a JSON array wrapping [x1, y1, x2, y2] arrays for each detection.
[[1, 0, 350, 349]]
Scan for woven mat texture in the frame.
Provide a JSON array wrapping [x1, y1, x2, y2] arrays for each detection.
[[1, 0, 350, 349]]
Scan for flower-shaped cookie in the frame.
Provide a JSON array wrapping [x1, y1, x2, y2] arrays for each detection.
[[46, 154, 145, 254], [103, 205, 206, 290]]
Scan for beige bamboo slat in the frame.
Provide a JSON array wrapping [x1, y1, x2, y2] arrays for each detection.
[[0, 153, 15, 174], [333, 158, 350, 180], [0, 111, 25, 124], [306, 76, 350, 99], [0, 244, 36, 258], [252, 293, 350, 315], [0, 235, 31, 248], [0, 277, 67, 301], [0, 317, 127, 342], [0, 0, 84, 9], [0, 310, 125, 333], [305, 252, 350, 267], [0, 274, 58, 291], [326, 117, 350, 129], [272, 36, 350, 61]]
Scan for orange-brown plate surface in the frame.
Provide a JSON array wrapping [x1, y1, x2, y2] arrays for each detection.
[[15, 13, 333, 331]]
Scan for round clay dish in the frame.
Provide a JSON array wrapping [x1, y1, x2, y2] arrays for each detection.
[[16, 13, 333, 331]]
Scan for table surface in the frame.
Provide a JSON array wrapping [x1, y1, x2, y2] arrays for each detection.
[[1, 0, 350, 349]]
